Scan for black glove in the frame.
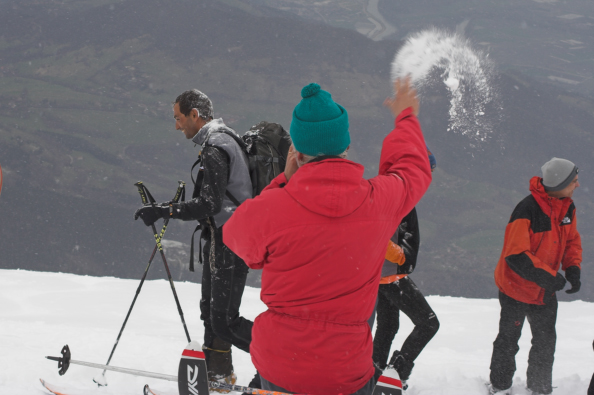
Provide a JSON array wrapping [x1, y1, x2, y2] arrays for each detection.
[[548, 272, 567, 292], [565, 266, 581, 294], [134, 203, 169, 226]]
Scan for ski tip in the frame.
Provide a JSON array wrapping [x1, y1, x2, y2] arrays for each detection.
[[39, 378, 69, 395]]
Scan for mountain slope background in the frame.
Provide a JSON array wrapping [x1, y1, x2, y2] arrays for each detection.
[[0, 0, 593, 301]]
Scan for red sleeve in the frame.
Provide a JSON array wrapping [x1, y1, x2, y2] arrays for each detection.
[[223, 195, 270, 270], [562, 214, 582, 271], [373, 107, 432, 219]]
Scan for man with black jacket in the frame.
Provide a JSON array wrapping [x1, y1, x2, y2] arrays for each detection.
[[372, 153, 439, 390], [135, 89, 253, 391]]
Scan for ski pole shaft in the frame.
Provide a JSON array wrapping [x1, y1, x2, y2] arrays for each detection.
[[136, 181, 192, 343], [98, 244, 158, 377], [151, 220, 192, 343], [46, 356, 177, 382], [98, 181, 186, 380]]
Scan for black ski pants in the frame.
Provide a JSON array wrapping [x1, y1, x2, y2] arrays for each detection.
[[372, 276, 440, 370], [200, 224, 253, 353], [489, 291, 557, 394]]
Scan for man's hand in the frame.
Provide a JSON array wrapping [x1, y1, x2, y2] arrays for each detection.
[[284, 144, 299, 181], [134, 203, 168, 226], [549, 272, 567, 292], [384, 76, 419, 118], [565, 266, 581, 294]]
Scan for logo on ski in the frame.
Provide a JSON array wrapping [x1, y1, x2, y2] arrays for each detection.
[[187, 364, 201, 395]]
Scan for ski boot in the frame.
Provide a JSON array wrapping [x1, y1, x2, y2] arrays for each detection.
[[203, 338, 236, 393], [389, 350, 414, 391], [486, 383, 510, 395]]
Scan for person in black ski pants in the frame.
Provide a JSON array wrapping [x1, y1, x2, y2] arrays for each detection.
[[372, 206, 440, 389], [487, 158, 582, 395], [135, 90, 254, 392]]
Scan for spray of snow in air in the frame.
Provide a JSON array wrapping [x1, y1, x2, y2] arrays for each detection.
[[392, 28, 498, 142]]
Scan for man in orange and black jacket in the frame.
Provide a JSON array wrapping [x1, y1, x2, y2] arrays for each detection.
[[488, 157, 582, 395]]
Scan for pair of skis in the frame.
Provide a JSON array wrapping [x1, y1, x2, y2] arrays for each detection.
[[42, 341, 404, 395], [41, 341, 306, 395]]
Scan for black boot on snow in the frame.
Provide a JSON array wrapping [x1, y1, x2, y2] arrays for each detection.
[[203, 337, 236, 393], [389, 350, 414, 383]]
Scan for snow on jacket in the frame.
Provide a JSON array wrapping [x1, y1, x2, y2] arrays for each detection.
[[223, 108, 431, 395], [494, 176, 582, 305]]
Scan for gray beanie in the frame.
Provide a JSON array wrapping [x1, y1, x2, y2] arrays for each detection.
[[541, 157, 578, 191]]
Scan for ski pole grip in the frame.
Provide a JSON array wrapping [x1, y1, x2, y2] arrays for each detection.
[[135, 181, 150, 205], [135, 181, 157, 205], [171, 181, 186, 204]]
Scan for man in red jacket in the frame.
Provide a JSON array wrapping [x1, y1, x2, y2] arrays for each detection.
[[488, 157, 582, 395], [223, 78, 431, 395]]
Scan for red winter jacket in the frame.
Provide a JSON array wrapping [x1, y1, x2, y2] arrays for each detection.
[[494, 176, 582, 305], [223, 108, 431, 395]]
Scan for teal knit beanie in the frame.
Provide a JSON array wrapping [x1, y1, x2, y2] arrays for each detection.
[[290, 83, 350, 156]]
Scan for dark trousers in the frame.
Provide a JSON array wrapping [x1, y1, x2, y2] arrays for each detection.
[[372, 276, 440, 370], [200, 224, 253, 361], [260, 374, 376, 395], [489, 291, 558, 394]]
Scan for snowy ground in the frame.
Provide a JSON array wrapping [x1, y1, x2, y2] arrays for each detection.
[[1, 269, 592, 395]]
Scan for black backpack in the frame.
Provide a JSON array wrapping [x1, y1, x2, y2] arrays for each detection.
[[223, 121, 292, 204], [243, 121, 292, 197]]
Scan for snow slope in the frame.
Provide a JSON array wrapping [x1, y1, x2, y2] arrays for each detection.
[[1, 269, 592, 395]]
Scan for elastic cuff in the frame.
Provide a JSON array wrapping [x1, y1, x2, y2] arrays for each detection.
[[395, 107, 414, 124]]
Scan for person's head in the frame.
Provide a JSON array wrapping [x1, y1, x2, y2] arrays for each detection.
[[173, 89, 214, 139], [290, 83, 350, 164], [541, 157, 579, 198]]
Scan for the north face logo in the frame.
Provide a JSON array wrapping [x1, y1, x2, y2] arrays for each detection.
[[562, 217, 571, 224]]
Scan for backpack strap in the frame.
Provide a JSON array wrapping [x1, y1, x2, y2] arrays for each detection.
[[219, 129, 247, 150], [188, 150, 203, 272], [189, 224, 202, 272], [225, 190, 242, 207], [191, 157, 201, 186]]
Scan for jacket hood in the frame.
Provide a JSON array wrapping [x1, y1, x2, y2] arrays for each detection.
[[192, 118, 229, 146], [283, 159, 369, 218], [529, 176, 572, 214]]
